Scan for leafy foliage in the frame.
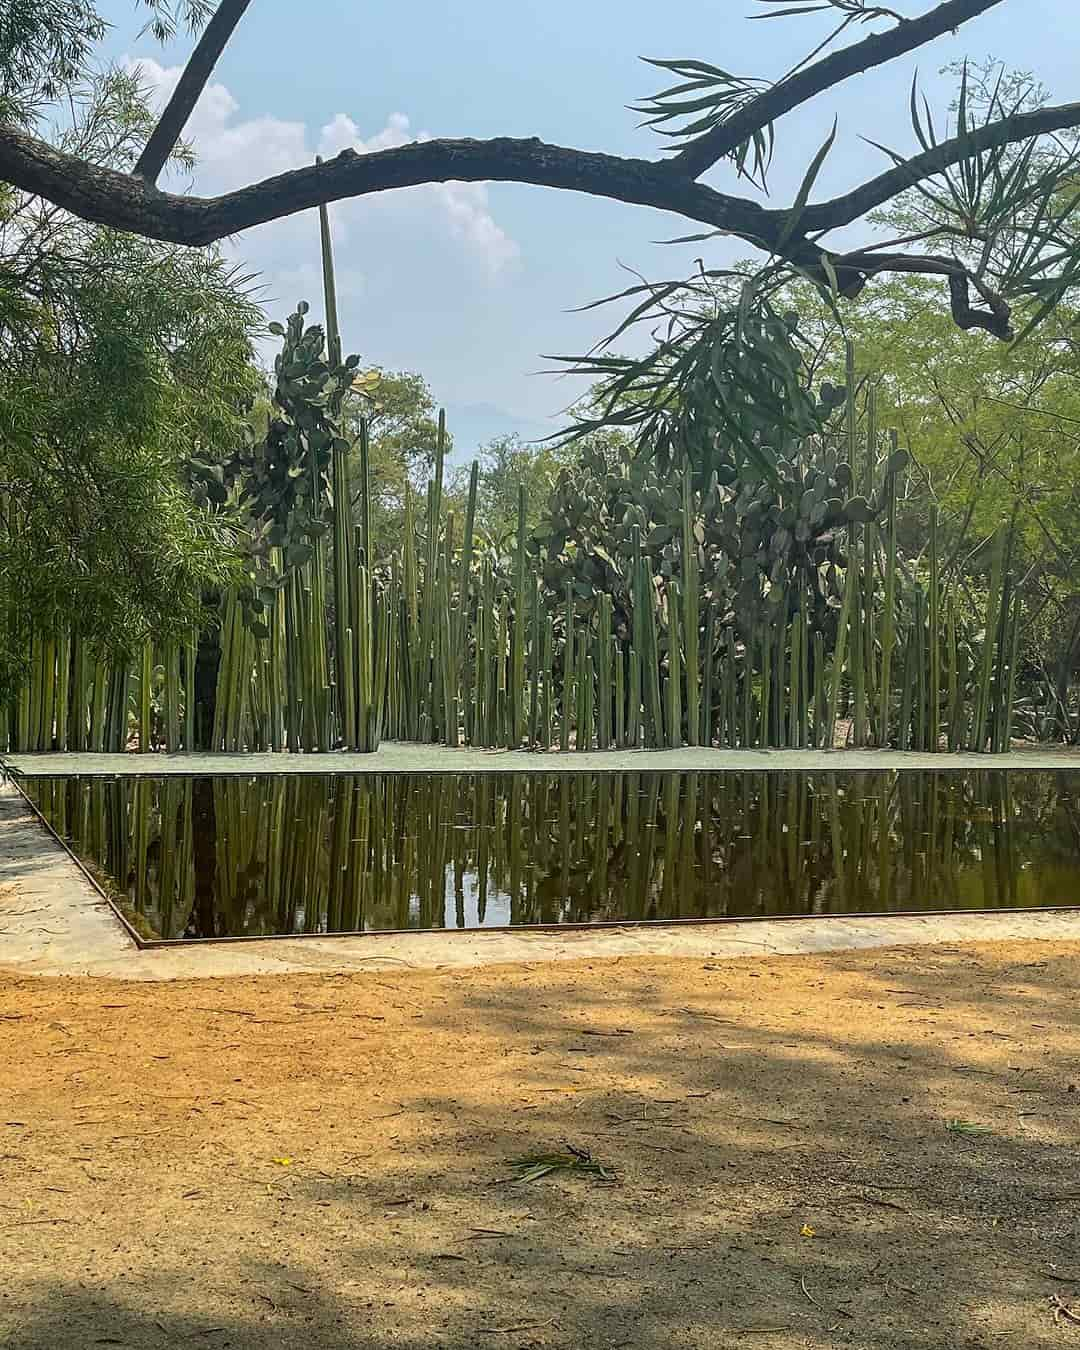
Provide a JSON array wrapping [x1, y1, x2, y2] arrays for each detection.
[[634, 59, 773, 185], [344, 367, 448, 557], [0, 0, 212, 123], [867, 61, 1080, 345], [467, 433, 571, 545], [553, 273, 836, 483], [0, 0, 104, 121], [0, 67, 263, 701], [600, 56, 1080, 474], [210, 304, 367, 631], [748, 262, 1080, 716]]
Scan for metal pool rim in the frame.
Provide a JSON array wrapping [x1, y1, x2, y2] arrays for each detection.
[[8, 771, 1080, 953]]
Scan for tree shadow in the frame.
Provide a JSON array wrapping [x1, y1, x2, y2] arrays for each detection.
[[4, 945, 1080, 1348]]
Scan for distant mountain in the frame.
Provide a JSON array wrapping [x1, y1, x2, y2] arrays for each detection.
[[442, 401, 558, 463]]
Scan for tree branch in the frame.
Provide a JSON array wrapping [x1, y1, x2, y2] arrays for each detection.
[[133, 0, 254, 183], [828, 245, 1014, 335], [803, 98, 1080, 231], [668, 0, 1005, 180], [0, 0, 1074, 349], [0, 125, 785, 246]]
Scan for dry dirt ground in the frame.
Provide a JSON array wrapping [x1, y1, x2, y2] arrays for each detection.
[[1, 942, 1079, 1350]]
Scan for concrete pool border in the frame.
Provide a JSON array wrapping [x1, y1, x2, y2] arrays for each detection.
[[7, 742, 1080, 776], [5, 763, 1080, 980]]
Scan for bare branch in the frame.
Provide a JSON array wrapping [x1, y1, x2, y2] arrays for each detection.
[[825, 246, 1013, 335], [0, 125, 783, 246], [133, 0, 253, 182], [669, 0, 1005, 179]]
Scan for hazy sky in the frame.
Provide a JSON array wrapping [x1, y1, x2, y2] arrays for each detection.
[[97, 0, 1076, 452]]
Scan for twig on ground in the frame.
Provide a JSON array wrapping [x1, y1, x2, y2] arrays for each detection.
[[1052, 1293, 1080, 1326], [478, 1319, 557, 1335], [838, 1192, 909, 1213], [1, 1217, 76, 1229]]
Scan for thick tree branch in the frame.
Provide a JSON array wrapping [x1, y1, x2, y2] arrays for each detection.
[[803, 99, 1080, 231], [0, 125, 786, 247], [668, 0, 1005, 179], [133, 0, 254, 183], [0, 0, 1074, 350]]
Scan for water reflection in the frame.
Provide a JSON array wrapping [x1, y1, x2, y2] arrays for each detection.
[[20, 771, 1080, 941]]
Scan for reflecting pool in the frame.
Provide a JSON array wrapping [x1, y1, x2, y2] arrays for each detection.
[[19, 771, 1080, 941]]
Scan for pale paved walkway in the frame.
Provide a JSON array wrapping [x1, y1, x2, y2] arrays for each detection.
[[7, 742, 1080, 776], [3, 778, 1080, 981]]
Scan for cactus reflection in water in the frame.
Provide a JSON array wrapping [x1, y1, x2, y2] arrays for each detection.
[[23, 770, 1080, 941]]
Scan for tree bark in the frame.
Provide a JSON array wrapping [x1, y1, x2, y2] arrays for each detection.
[[0, 126, 785, 247]]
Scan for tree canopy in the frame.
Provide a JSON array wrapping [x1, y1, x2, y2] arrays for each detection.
[[0, 64, 262, 697]]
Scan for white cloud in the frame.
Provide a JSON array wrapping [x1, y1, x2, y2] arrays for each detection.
[[127, 57, 519, 277], [313, 110, 519, 274], [319, 110, 411, 157]]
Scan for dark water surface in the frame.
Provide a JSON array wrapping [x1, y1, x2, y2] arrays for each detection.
[[19, 771, 1080, 942]]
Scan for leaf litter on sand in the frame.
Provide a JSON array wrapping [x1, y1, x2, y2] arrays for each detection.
[[501, 1143, 616, 1185]]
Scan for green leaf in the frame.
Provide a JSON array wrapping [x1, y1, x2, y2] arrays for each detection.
[[776, 119, 838, 253]]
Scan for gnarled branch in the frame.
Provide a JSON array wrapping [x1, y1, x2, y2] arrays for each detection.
[[829, 247, 1014, 336], [0, 126, 786, 246], [5, 87, 1079, 258]]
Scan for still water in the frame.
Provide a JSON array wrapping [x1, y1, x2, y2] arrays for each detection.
[[19, 771, 1080, 942]]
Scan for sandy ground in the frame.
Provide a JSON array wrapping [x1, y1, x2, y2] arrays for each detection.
[[1, 942, 1079, 1349]]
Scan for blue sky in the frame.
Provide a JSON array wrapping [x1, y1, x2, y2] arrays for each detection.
[[98, 0, 1076, 455]]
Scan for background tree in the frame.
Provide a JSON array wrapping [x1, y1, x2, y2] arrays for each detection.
[[464, 434, 573, 545], [342, 368, 446, 557], [0, 60, 262, 700], [782, 267, 1080, 731]]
